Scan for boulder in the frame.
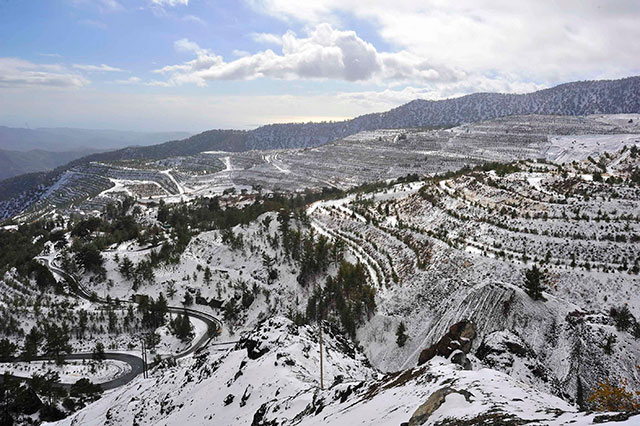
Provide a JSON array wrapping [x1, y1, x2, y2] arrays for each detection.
[[417, 320, 476, 366], [450, 350, 472, 370], [407, 387, 474, 426]]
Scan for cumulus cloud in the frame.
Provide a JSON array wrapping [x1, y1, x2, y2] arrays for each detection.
[[154, 24, 458, 86], [73, 63, 125, 72], [0, 58, 89, 89], [248, 0, 640, 84]]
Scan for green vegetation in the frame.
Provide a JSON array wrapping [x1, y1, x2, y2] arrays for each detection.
[[169, 311, 193, 342], [306, 261, 376, 339], [396, 322, 408, 347], [524, 265, 546, 301]]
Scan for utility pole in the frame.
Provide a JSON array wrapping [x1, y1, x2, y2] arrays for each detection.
[[314, 281, 325, 391], [141, 338, 147, 378], [319, 316, 324, 390]]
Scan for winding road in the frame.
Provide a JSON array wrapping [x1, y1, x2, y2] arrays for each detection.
[[1, 256, 225, 391]]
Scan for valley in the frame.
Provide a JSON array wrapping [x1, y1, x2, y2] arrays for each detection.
[[0, 111, 639, 424]]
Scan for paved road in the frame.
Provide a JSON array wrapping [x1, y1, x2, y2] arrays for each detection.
[[0, 257, 226, 390]]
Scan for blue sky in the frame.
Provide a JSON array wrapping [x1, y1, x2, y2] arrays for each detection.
[[1, 0, 639, 131]]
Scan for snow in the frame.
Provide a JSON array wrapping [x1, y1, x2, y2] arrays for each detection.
[[0, 360, 131, 384], [263, 153, 292, 174], [161, 169, 186, 195], [52, 318, 639, 426], [545, 134, 640, 164]]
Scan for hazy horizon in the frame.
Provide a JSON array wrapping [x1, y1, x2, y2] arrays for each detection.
[[2, 1, 640, 132]]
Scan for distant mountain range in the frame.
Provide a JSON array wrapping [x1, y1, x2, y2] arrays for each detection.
[[0, 127, 192, 152], [61, 75, 640, 164], [1, 75, 640, 218], [0, 127, 192, 180], [0, 148, 102, 181], [245, 76, 640, 150]]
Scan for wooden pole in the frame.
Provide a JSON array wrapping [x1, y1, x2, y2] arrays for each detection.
[[319, 315, 324, 390], [141, 339, 147, 378]]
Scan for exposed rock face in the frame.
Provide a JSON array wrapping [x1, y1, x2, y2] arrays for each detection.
[[407, 387, 474, 426], [475, 330, 552, 388], [238, 334, 270, 360], [418, 321, 476, 366]]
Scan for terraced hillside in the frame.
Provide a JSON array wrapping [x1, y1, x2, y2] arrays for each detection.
[[3, 114, 639, 221], [3, 75, 640, 220], [307, 146, 640, 401]]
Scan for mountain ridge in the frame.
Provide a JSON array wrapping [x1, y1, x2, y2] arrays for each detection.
[[1, 75, 640, 218], [3, 75, 640, 183]]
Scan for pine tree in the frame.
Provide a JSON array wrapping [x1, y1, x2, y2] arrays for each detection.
[[31, 370, 60, 405], [44, 323, 72, 365], [170, 312, 193, 342], [576, 376, 585, 411], [183, 292, 194, 306], [92, 342, 106, 362], [22, 326, 43, 362], [524, 265, 546, 301], [0, 338, 17, 362], [119, 256, 134, 280], [144, 332, 161, 351], [396, 322, 408, 347]]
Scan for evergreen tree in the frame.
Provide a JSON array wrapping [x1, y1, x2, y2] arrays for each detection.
[[576, 376, 585, 411], [0, 338, 17, 362], [77, 309, 88, 338], [144, 332, 161, 351], [31, 370, 60, 405], [43, 323, 72, 365], [170, 312, 193, 342], [524, 265, 546, 301], [203, 266, 212, 285], [22, 326, 43, 362], [611, 305, 633, 331], [119, 256, 134, 280], [92, 342, 106, 362], [603, 333, 616, 355], [183, 292, 194, 306], [396, 322, 408, 347]]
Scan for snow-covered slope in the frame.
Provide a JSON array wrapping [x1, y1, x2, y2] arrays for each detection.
[[53, 317, 639, 426]]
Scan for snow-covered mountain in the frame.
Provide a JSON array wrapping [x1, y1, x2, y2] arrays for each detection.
[[1, 143, 638, 425], [246, 76, 640, 150], [55, 317, 635, 426]]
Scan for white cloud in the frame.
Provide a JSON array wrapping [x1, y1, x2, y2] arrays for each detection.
[[174, 38, 204, 54], [73, 0, 123, 13], [151, 0, 189, 6], [232, 50, 251, 58], [114, 76, 142, 84], [248, 0, 640, 85], [338, 78, 546, 111], [99, 0, 123, 11], [182, 14, 205, 25], [154, 24, 459, 86], [0, 58, 89, 89], [73, 64, 125, 72], [250, 32, 283, 45]]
